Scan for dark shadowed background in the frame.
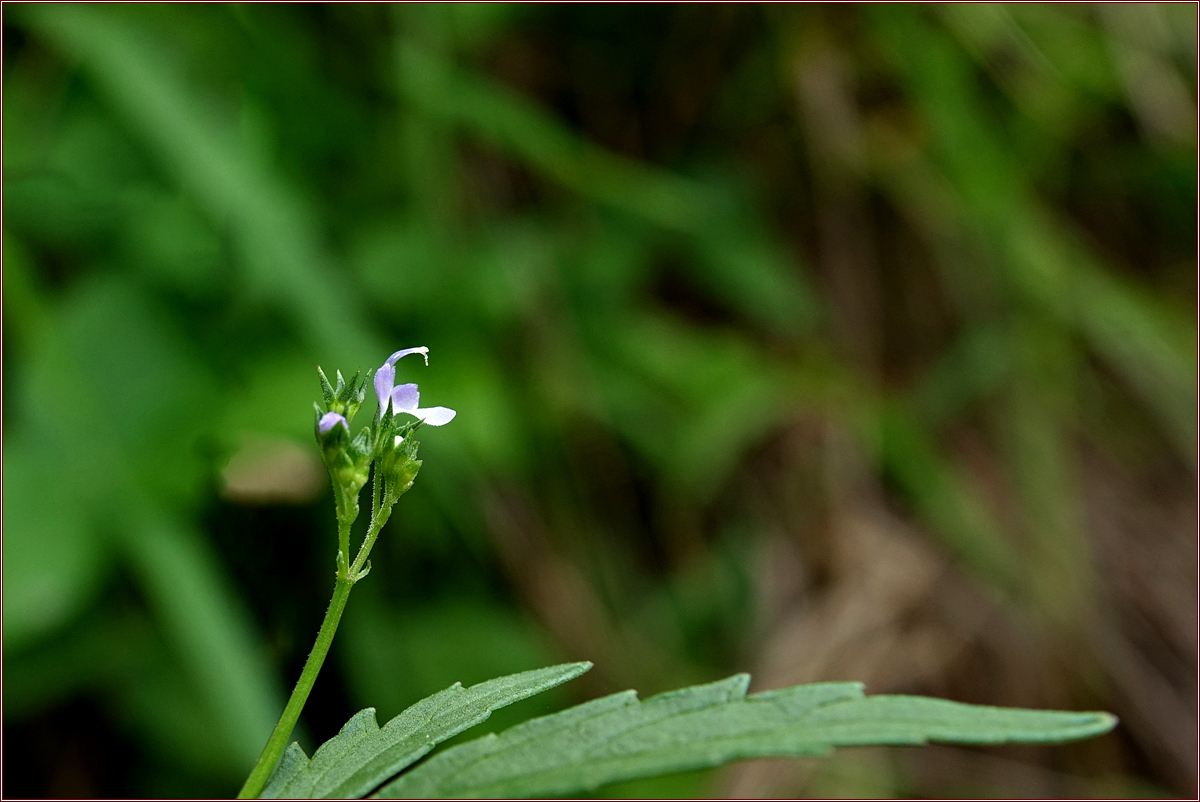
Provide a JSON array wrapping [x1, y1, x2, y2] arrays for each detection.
[[3, 4, 1196, 798]]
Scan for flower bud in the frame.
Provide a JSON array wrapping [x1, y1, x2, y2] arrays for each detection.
[[314, 402, 349, 457], [379, 433, 422, 499], [315, 403, 371, 503]]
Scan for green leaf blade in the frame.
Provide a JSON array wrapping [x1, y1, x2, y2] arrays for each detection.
[[261, 662, 591, 800], [375, 678, 1115, 799], [803, 694, 1119, 747]]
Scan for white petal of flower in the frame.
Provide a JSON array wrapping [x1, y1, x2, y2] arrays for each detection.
[[415, 406, 456, 426]]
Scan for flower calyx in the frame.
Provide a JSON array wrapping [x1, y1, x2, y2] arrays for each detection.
[[318, 366, 371, 425]]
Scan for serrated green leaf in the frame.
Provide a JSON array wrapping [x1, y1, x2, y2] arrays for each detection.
[[374, 676, 1116, 799], [261, 662, 591, 800]]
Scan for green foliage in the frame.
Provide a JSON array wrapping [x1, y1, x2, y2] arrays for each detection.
[[2, 3, 1190, 796], [263, 666, 1114, 799], [262, 663, 591, 799]]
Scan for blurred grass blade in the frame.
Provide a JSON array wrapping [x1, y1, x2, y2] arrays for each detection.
[[2, 229, 50, 341], [395, 38, 818, 337], [396, 40, 714, 232], [908, 324, 1018, 425], [871, 5, 1196, 462], [261, 662, 591, 799], [878, 404, 1021, 593], [1070, 254, 1197, 461], [119, 506, 283, 770], [375, 673, 1116, 798], [21, 3, 377, 364], [2, 437, 107, 651]]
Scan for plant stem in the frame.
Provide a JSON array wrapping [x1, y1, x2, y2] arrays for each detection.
[[371, 465, 381, 524], [335, 486, 351, 578], [239, 460, 408, 795], [351, 490, 392, 578], [236, 576, 353, 799]]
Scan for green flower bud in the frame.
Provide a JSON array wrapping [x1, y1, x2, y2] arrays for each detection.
[[379, 433, 422, 499], [316, 366, 372, 424]]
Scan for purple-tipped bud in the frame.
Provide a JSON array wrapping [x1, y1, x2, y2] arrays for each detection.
[[318, 411, 349, 434]]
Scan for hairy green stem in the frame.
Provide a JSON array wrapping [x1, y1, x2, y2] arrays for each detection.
[[237, 576, 353, 799], [351, 489, 392, 578], [239, 482, 400, 797], [371, 465, 381, 525], [335, 485, 351, 579]]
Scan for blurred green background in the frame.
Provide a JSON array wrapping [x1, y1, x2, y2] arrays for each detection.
[[3, 3, 1195, 798]]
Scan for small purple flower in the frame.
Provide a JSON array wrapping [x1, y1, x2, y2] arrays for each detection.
[[373, 347, 456, 426], [318, 411, 349, 434], [374, 347, 429, 412]]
